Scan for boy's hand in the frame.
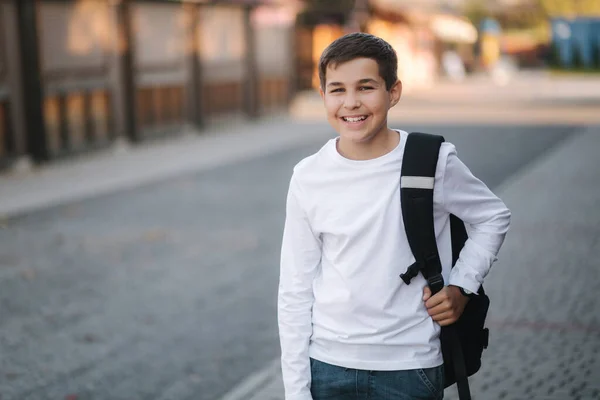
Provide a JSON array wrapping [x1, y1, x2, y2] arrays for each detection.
[[422, 285, 469, 326]]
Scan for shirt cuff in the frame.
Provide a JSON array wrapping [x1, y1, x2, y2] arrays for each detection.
[[449, 277, 480, 295], [448, 239, 497, 293]]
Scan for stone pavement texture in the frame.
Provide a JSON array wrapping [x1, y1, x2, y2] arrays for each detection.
[[0, 123, 578, 400], [2, 73, 599, 400], [0, 131, 337, 399], [222, 127, 600, 400]]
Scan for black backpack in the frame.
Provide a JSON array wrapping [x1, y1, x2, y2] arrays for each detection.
[[399, 132, 490, 400]]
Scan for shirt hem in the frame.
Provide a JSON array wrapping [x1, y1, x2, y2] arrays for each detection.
[[308, 348, 443, 371]]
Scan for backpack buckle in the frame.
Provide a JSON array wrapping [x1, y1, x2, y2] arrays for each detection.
[[400, 262, 421, 285], [427, 273, 444, 294]]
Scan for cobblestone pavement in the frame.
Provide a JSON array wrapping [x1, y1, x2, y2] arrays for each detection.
[[0, 123, 576, 400], [453, 128, 600, 400], [0, 141, 326, 400], [1, 71, 596, 399], [224, 127, 600, 400]]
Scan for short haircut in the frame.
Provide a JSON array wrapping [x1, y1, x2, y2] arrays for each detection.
[[318, 32, 398, 91]]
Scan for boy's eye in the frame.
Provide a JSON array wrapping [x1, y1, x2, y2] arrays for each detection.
[[330, 88, 344, 93], [359, 86, 374, 91]]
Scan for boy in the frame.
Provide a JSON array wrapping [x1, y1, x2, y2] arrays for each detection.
[[278, 33, 511, 400]]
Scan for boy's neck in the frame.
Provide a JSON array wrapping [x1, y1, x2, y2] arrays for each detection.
[[336, 128, 399, 161]]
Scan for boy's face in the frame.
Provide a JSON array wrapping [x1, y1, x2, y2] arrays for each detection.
[[320, 57, 401, 144]]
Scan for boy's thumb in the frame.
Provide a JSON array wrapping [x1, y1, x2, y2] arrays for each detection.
[[423, 286, 431, 301]]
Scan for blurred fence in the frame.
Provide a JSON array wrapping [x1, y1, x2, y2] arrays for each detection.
[[0, 0, 295, 169]]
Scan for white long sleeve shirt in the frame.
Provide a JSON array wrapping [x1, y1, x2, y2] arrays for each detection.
[[278, 130, 511, 400]]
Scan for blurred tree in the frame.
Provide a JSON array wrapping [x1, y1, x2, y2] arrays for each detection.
[[505, 3, 548, 30], [539, 0, 600, 17], [464, 0, 547, 32], [464, 0, 490, 28]]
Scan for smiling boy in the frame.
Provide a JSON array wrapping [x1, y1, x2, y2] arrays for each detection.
[[278, 33, 511, 400]]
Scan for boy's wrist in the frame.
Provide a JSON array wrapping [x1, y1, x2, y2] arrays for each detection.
[[458, 286, 477, 298]]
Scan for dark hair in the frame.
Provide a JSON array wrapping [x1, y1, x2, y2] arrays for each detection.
[[318, 32, 398, 91]]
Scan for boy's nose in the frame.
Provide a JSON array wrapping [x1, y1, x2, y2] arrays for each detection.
[[343, 95, 361, 109]]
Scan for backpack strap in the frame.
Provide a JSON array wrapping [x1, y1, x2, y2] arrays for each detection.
[[399, 132, 445, 294], [400, 132, 473, 400]]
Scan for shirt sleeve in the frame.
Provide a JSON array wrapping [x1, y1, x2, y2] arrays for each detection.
[[439, 144, 511, 293], [278, 174, 322, 400]]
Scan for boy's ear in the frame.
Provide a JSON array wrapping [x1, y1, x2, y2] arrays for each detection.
[[319, 87, 325, 100], [389, 80, 402, 108]]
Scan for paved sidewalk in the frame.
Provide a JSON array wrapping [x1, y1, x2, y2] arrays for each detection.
[[221, 126, 600, 400], [0, 117, 333, 218]]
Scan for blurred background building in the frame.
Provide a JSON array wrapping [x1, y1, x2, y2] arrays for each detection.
[[0, 0, 598, 172], [0, 0, 298, 170]]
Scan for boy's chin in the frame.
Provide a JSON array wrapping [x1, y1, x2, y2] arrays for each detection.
[[337, 130, 374, 144]]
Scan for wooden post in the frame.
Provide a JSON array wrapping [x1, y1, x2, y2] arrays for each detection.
[[15, 0, 48, 161], [1, 1, 28, 162], [183, 3, 203, 128], [243, 5, 259, 119], [287, 20, 297, 105], [110, 0, 138, 142]]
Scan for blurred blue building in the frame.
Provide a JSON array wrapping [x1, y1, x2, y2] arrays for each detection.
[[551, 17, 600, 68]]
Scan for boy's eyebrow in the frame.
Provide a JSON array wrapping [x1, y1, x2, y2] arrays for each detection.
[[358, 78, 379, 85], [326, 78, 379, 88]]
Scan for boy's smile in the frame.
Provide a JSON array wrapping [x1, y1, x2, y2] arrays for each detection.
[[320, 58, 401, 159], [340, 114, 369, 130]]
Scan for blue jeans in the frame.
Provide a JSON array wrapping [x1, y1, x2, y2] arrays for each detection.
[[310, 358, 444, 400]]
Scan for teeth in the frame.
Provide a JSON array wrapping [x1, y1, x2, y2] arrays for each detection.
[[343, 116, 367, 122]]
